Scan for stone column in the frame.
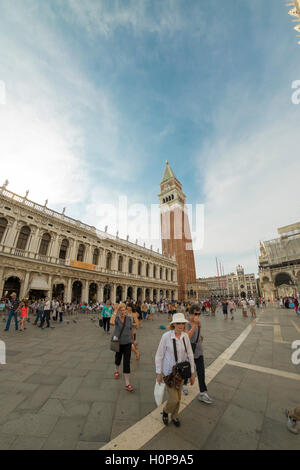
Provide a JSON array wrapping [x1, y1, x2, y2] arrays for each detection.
[[20, 271, 30, 299], [149, 287, 154, 302], [82, 280, 89, 303], [141, 287, 146, 302], [28, 227, 40, 255], [97, 284, 104, 303], [66, 278, 72, 303], [132, 286, 137, 302], [123, 285, 128, 302], [0, 266, 5, 297], [47, 275, 53, 299], [111, 284, 117, 304], [69, 239, 77, 260], [4, 219, 18, 248], [85, 244, 92, 264], [49, 233, 60, 259]]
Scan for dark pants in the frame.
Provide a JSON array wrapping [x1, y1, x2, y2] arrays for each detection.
[[184, 355, 207, 393], [59, 312, 63, 322], [115, 343, 132, 373], [103, 317, 110, 332], [40, 310, 50, 328], [5, 310, 18, 331], [34, 310, 43, 325]]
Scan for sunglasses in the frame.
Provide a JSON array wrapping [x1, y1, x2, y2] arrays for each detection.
[[175, 322, 185, 325]]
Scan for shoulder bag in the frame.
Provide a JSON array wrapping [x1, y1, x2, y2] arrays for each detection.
[[172, 337, 191, 380], [191, 326, 200, 353], [110, 316, 127, 353]]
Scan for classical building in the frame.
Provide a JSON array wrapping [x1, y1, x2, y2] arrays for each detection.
[[159, 161, 196, 301], [259, 221, 300, 300], [189, 266, 258, 300], [0, 182, 178, 303], [286, 0, 300, 45]]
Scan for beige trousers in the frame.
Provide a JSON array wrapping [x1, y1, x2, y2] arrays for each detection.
[[164, 381, 184, 420]]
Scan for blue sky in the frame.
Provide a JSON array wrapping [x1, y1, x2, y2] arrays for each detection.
[[1, 0, 300, 277]]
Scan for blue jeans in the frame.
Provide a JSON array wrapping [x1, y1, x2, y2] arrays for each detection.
[[34, 310, 43, 325], [5, 310, 18, 330]]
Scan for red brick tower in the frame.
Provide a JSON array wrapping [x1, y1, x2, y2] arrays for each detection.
[[159, 161, 196, 301]]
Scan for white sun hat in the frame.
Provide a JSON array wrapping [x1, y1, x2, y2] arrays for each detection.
[[170, 312, 189, 324]]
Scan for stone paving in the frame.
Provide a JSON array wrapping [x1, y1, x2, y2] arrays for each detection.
[[0, 306, 299, 450]]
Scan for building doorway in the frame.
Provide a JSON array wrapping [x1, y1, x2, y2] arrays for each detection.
[[104, 284, 111, 302], [89, 283, 98, 303], [52, 284, 65, 301], [72, 281, 82, 303], [2, 276, 21, 298], [29, 289, 48, 301], [116, 286, 123, 303]]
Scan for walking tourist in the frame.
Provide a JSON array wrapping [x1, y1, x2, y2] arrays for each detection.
[[101, 300, 113, 333], [34, 299, 44, 326], [110, 303, 135, 391], [249, 298, 256, 318], [4, 293, 20, 332], [20, 301, 29, 331], [127, 304, 140, 360], [182, 305, 212, 403], [222, 299, 228, 320], [155, 312, 195, 427], [227, 299, 235, 320], [40, 297, 51, 329], [241, 298, 248, 318]]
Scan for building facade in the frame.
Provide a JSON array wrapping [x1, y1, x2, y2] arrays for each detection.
[[286, 0, 300, 45], [0, 183, 178, 303], [259, 222, 300, 300], [159, 161, 196, 301], [189, 266, 258, 300]]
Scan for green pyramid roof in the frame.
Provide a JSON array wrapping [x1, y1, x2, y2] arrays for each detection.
[[161, 161, 176, 183]]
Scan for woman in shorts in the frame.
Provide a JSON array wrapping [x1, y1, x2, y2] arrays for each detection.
[[20, 302, 28, 331]]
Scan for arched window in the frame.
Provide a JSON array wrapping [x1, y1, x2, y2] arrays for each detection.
[[128, 258, 133, 274], [106, 252, 112, 270], [146, 263, 149, 277], [93, 248, 99, 265], [160, 267, 163, 279], [118, 256, 123, 272], [138, 261, 142, 276], [171, 270, 174, 282], [0, 218, 8, 244], [77, 244, 85, 262], [166, 269, 168, 281], [39, 233, 51, 256], [16, 226, 31, 250], [153, 265, 157, 278], [59, 239, 69, 260]]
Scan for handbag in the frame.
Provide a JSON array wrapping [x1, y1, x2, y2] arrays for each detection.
[[99, 318, 103, 328], [191, 326, 200, 353], [110, 316, 127, 353], [172, 337, 191, 380]]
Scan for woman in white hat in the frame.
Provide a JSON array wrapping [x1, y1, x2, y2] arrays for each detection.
[[155, 312, 195, 427]]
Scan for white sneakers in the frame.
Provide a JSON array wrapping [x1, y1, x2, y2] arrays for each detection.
[[198, 392, 213, 404], [182, 387, 213, 404]]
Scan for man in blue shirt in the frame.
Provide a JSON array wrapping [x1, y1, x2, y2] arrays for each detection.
[[4, 293, 20, 331]]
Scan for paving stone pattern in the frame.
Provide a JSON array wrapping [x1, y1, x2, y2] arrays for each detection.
[[0, 306, 299, 450]]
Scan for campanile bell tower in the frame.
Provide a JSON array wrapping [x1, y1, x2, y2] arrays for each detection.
[[159, 161, 196, 301]]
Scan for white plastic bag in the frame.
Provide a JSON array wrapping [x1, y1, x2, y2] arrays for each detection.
[[154, 381, 166, 406]]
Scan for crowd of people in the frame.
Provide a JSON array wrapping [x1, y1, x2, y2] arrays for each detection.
[[1, 291, 299, 435]]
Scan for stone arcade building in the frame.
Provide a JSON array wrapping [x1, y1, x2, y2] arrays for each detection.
[[259, 222, 300, 300], [0, 183, 178, 303]]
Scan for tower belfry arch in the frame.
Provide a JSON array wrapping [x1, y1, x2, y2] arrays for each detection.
[[159, 161, 196, 301]]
